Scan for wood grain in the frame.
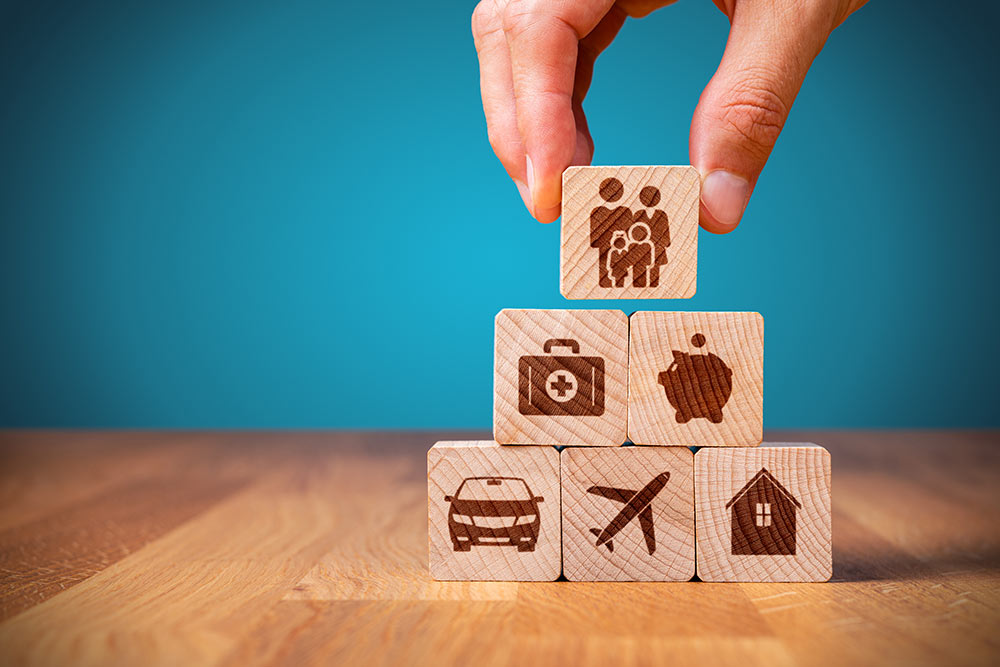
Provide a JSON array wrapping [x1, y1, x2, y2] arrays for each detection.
[[629, 311, 764, 447], [494, 309, 628, 446], [561, 166, 699, 300], [0, 430, 997, 666], [561, 446, 694, 581], [696, 444, 832, 582], [427, 441, 561, 581]]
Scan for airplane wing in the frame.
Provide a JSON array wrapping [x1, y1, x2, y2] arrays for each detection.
[[586, 486, 635, 504], [638, 505, 656, 555]]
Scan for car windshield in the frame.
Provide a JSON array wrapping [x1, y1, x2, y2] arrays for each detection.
[[455, 478, 532, 501]]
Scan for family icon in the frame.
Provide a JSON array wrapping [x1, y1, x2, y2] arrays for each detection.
[[590, 177, 671, 288]]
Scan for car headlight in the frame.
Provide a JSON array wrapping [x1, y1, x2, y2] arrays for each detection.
[[452, 514, 474, 525], [514, 514, 537, 525]]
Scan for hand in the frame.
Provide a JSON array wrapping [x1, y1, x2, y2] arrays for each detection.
[[472, 0, 867, 232]]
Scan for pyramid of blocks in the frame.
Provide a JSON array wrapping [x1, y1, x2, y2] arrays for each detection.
[[428, 166, 832, 583]]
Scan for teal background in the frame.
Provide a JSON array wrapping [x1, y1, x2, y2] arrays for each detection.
[[1, 1, 998, 428]]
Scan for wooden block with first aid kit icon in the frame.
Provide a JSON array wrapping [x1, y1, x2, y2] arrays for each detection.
[[561, 446, 695, 581], [628, 311, 764, 447], [493, 309, 628, 446], [695, 444, 832, 582], [428, 441, 561, 581], [560, 166, 700, 300]]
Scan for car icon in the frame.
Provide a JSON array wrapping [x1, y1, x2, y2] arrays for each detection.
[[444, 476, 544, 552]]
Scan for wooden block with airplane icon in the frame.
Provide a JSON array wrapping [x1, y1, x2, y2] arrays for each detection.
[[695, 444, 832, 582], [493, 308, 628, 446], [560, 166, 700, 300], [428, 441, 561, 581], [628, 311, 764, 447], [561, 446, 695, 581]]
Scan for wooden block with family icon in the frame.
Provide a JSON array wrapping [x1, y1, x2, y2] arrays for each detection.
[[560, 166, 700, 300]]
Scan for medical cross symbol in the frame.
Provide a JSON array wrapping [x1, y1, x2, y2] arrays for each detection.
[[549, 373, 575, 397], [544, 370, 579, 403]]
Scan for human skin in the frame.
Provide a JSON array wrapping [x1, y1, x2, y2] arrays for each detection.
[[471, 0, 868, 232]]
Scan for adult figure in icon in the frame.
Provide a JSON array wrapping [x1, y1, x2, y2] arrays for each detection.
[[633, 185, 670, 287], [589, 177, 632, 288]]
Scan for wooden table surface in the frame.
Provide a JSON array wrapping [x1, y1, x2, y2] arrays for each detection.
[[0, 430, 997, 666]]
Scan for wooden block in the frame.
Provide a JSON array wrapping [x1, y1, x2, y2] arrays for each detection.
[[695, 444, 832, 582], [560, 166, 699, 300], [628, 311, 763, 447], [561, 446, 695, 581], [427, 441, 561, 581], [493, 308, 628, 446]]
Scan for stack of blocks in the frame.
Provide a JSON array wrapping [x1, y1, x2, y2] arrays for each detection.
[[428, 166, 832, 583]]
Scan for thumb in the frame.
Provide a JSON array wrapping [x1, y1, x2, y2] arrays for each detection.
[[690, 2, 836, 233]]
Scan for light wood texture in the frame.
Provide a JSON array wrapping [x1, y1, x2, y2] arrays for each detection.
[[560, 166, 699, 299], [561, 446, 694, 581], [696, 444, 832, 582], [494, 308, 627, 446], [629, 311, 764, 447], [0, 430, 998, 666], [428, 441, 560, 581]]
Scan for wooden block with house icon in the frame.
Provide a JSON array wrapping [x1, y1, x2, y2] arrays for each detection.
[[493, 309, 628, 446], [560, 166, 700, 300], [428, 441, 561, 581], [695, 444, 832, 582], [561, 446, 695, 581], [628, 311, 764, 447]]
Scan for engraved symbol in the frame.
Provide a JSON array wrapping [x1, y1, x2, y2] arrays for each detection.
[[657, 333, 733, 424], [518, 339, 604, 416], [444, 477, 544, 552], [587, 472, 670, 555], [590, 177, 671, 288], [546, 371, 577, 402], [726, 468, 801, 555]]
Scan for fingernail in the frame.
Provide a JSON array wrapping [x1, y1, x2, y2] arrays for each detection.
[[702, 170, 750, 228], [514, 179, 531, 213]]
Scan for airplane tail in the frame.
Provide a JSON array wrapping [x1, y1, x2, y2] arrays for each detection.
[[590, 528, 613, 552]]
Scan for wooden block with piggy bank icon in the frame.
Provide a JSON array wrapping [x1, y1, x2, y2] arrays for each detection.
[[628, 311, 764, 447]]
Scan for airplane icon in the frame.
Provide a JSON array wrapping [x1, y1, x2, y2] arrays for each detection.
[[587, 472, 670, 555]]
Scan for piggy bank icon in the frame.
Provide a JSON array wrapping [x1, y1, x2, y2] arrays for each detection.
[[657, 333, 733, 424]]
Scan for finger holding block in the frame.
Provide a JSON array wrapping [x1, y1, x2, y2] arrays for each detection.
[[561, 446, 695, 581], [629, 311, 764, 447], [561, 166, 699, 300], [428, 441, 561, 581], [494, 309, 628, 446], [695, 444, 832, 582]]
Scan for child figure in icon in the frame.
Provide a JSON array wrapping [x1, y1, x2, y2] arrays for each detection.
[[590, 178, 671, 288], [607, 231, 629, 287]]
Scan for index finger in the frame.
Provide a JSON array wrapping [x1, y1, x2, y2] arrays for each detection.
[[502, 0, 615, 218]]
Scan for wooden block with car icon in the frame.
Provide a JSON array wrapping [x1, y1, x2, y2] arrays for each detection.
[[427, 441, 560, 581]]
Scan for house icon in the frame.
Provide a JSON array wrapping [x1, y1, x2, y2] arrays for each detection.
[[726, 468, 802, 556]]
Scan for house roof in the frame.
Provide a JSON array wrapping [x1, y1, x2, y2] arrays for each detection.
[[725, 468, 802, 509]]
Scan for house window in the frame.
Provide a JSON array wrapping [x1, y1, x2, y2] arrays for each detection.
[[756, 502, 772, 527]]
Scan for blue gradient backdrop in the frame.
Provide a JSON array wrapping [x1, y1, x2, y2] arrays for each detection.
[[1, 1, 998, 428]]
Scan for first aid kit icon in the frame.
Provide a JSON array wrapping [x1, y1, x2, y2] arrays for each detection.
[[518, 338, 605, 417]]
